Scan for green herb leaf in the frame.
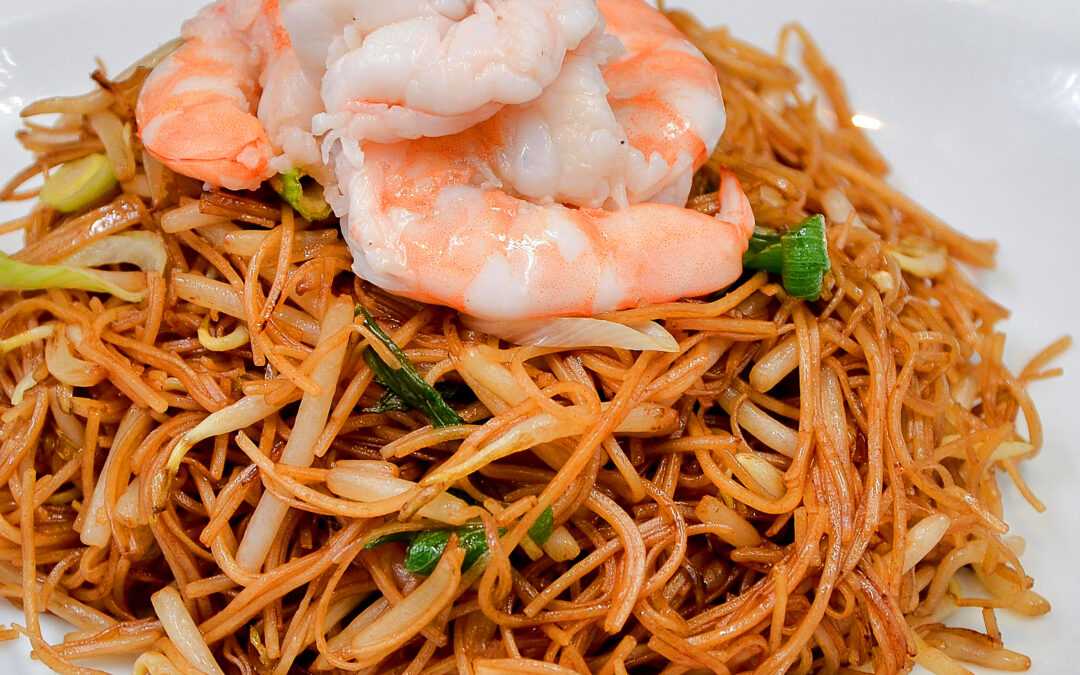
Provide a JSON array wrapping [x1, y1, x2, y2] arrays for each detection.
[[40, 153, 117, 213], [364, 389, 410, 414], [357, 306, 464, 428], [404, 524, 504, 576], [363, 530, 417, 550], [457, 526, 492, 571], [527, 506, 554, 545], [269, 168, 332, 222], [742, 215, 830, 300], [364, 382, 467, 415], [403, 530, 451, 575]]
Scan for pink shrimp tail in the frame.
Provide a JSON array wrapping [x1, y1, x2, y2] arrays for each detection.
[[135, 1, 281, 191], [137, 90, 275, 191]]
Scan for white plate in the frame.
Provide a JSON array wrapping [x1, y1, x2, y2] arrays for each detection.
[[1, 1, 1077, 673]]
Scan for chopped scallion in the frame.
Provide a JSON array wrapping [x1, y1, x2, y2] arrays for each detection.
[[742, 215, 830, 300], [357, 306, 463, 428], [368, 505, 556, 575], [269, 169, 332, 222], [527, 505, 554, 545], [40, 153, 117, 213]]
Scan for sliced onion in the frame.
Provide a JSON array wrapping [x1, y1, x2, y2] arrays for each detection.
[[160, 199, 231, 234], [925, 631, 1031, 671], [172, 271, 320, 344], [332, 459, 399, 477], [235, 297, 354, 571], [114, 477, 142, 528], [197, 316, 250, 352], [10, 371, 38, 405], [990, 441, 1035, 462], [821, 187, 870, 232], [46, 326, 104, 387], [47, 386, 85, 447], [541, 526, 581, 563], [749, 335, 799, 392], [456, 345, 530, 414], [150, 587, 225, 675], [62, 230, 167, 274], [463, 316, 679, 352], [313, 597, 389, 669], [166, 392, 298, 474], [347, 542, 464, 665], [328, 464, 477, 525], [887, 237, 948, 279], [913, 633, 973, 675], [81, 406, 151, 547], [719, 388, 798, 458]]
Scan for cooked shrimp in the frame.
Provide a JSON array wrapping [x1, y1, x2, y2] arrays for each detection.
[[292, 0, 603, 142], [332, 0, 752, 319], [491, 0, 726, 208], [136, 0, 323, 190]]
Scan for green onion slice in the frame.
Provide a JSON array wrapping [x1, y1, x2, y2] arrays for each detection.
[[269, 169, 332, 222], [742, 215, 830, 300], [357, 305, 464, 428], [40, 153, 117, 213]]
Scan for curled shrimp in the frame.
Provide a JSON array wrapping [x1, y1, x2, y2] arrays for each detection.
[[332, 0, 753, 319], [136, 0, 323, 190], [136, 0, 755, 321], [285, 0, 604, 142]]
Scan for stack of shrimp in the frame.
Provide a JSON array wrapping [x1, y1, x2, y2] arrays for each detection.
[[136, 0, 756, 321], [0, 1, 1059, 674]]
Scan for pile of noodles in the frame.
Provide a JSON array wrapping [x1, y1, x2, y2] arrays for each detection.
[[0, 10, 1066, 675]]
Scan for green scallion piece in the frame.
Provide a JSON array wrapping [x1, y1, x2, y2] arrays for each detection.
[[40, 153, 117, 213], [370, 507, 555, 576], [527, 505, 554, 545], [269, 168, 332, 222], [742, 215, 830, 300], [357, 306, 464, 428]]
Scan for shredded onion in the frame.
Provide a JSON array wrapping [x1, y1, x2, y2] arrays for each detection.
[[463, 316, 679, 352], [45, 327, 104, 388], [346, 541, 464, 665], [327, 463, 477, 525]]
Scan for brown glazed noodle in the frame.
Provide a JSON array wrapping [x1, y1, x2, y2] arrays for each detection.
[[0, 9, 1066, 675]]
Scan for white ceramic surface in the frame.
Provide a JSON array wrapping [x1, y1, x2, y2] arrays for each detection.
[[0, 1, 1078, 672]]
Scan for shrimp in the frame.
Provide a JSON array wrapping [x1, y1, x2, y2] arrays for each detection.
[[332, 0, 753, 319], [136, 0, 323, 190], [284, 0, 603, 142], [489, 0, 726, 208]]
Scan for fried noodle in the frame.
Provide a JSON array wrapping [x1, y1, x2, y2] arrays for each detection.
[[0, 11, 1064, 675]]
